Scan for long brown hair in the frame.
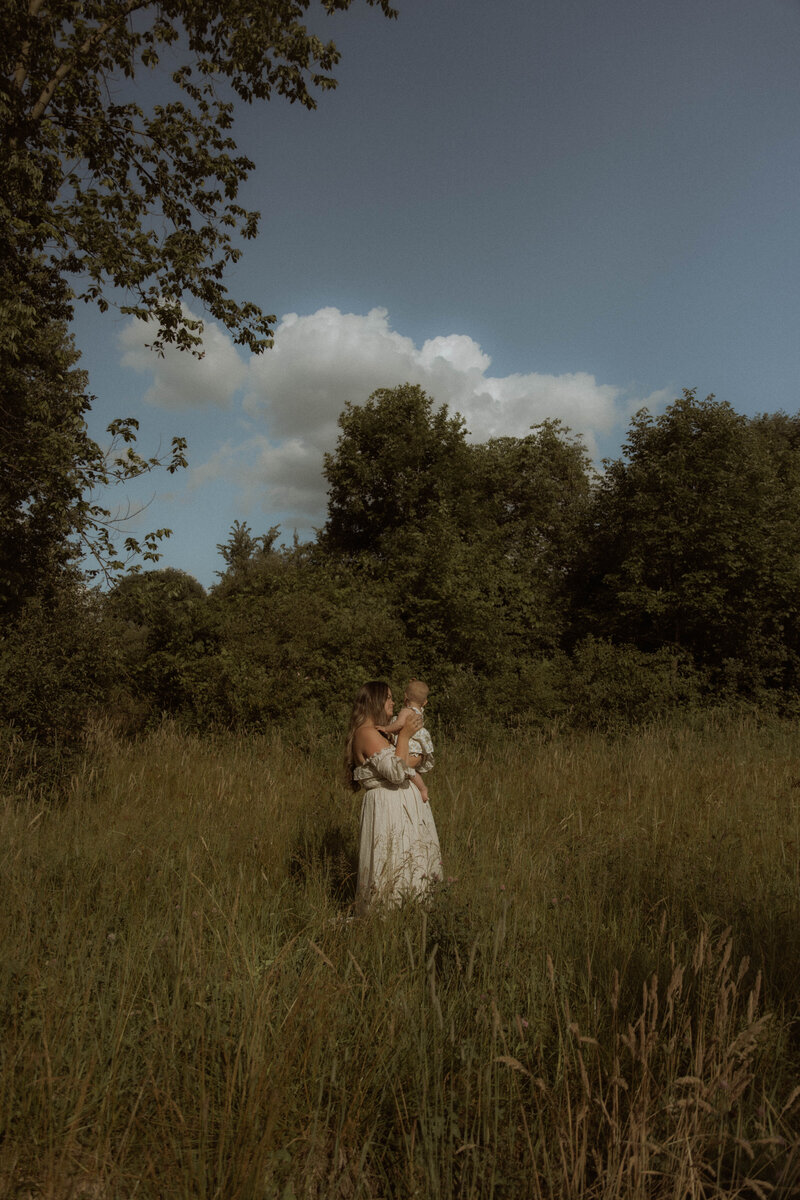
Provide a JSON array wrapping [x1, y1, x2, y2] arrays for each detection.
[[344, 680, 390, 791]]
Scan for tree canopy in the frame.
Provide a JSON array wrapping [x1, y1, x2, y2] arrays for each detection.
[[2, 0, 397, 352], [322, 384, 472, 562], [10, 382, 800, 753], [576, 390, 800, 690], [321, 384, 593, 692], [1, 0, 398, 600]]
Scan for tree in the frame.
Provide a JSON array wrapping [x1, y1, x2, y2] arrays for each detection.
[[205, 537, 411, 729], [0, 585, 114, 745], [321, 388, 592, 710], [321, 384, 497, 670], [0, 261, 187, 616], [106, 566, 213, 719], [322, 383, 472, 562], [2, 0, 397, 352], [1, 0, 395, 600], [577, 390, 800, 691], [215, 519, 281, 584], [0, 263, 89, 615], [471, 421, 592, 649]]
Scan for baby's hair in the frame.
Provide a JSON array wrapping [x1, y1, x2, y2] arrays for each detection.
[[405, 678, 429, 705]]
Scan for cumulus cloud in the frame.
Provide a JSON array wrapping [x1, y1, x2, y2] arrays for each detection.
[[120, 309, 247, 409], [243, 306, 639, 450], [244, 307, 421, 450], [122, 304, 665, 529]]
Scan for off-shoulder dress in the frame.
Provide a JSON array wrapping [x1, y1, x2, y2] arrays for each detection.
[[353, 745, 442, 910]]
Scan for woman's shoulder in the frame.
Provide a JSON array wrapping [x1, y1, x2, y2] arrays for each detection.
[[354, 724, 390, 761]]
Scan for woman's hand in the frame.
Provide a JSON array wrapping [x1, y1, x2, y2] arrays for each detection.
[[394, 709, 423, 766], [404, 711, 423, 735]]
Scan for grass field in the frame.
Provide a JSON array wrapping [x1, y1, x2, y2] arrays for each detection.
[[1, 716, 799, 1198]]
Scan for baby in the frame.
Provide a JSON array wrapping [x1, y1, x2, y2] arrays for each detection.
[[379, 678, 435, 802]]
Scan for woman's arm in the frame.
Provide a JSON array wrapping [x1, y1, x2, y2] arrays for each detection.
[[395, 712, 423, 764], [353, 713, 423, 767]]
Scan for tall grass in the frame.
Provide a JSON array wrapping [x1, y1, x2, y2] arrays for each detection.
[[1, 717, 799, 1198]]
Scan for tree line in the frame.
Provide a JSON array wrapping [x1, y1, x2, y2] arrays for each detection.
[[4, 4, 799, 782], [4, 382, 800, 773]]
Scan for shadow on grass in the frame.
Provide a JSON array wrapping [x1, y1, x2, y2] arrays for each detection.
[[288, 820, 359, 908]]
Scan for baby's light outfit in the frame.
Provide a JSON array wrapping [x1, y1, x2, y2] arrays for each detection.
[[408, 705, 434, 774]]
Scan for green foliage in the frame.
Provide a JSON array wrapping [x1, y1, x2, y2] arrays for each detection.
[[0, 581, 115, 793], [0, 259, 189, 619], [1, 0, 399, 747], [106, 567, 214, 723], [323, 383, 473, 561], [468, 421, 592, 654], [0, 265, 90, 616], [90, 387, 800, 733], [472, 421, 592, 581], [1, 0, 397, 352], [14, 378, 800, 746], [215, 518, 281, 579], [577, 390, 800, 694], [567, 637, 704, 732], [204, 540, 412, 730], [322, 387, 593, 705], [0, 278, 188, 755]]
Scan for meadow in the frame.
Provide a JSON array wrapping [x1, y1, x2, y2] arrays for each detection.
[[1, 716, 799, 1199]]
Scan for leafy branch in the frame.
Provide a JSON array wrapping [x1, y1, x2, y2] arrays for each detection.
[[75, 417, 189, 581]]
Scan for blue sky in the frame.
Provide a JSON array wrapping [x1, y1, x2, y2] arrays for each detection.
[[72, 0, 800, 586]]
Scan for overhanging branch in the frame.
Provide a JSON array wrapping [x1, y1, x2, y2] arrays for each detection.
[[29, 0, 150, 122]]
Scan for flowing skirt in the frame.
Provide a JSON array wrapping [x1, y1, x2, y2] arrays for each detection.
[[356, 779, 442, 910]]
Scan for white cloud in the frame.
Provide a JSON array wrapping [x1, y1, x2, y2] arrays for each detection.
[[244, 306, 421, 448], [243, 306, 640, 450], [122, 304, 666, 530], [120, 309, 247, 409]]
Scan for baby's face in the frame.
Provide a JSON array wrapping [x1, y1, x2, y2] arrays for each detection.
[[406, 694, 427, 709]]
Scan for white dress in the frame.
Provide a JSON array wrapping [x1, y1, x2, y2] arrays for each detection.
[[354, 746, 442, 910]]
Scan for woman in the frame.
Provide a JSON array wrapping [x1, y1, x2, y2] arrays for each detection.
[[346, 680, 442, 912]]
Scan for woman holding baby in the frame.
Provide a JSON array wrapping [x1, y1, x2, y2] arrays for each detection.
[[345, 679, 441, 912]]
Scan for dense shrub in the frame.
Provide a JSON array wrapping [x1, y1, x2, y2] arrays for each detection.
[[0, 583, 115, 796], [566, 637, 704, 731], [0, 585, 114, 744]]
